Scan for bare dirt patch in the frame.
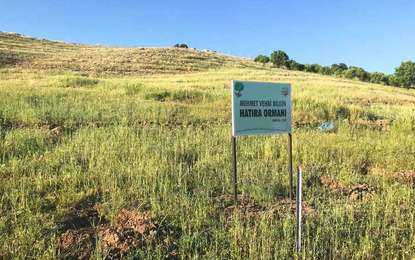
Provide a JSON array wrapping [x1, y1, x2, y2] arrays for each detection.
[[221, 195, 264, 219], [268, 198, 315, 218], [57, 202, 180, 259], [319, 176, 350, 195], [100, 209, 179, 259], [40, 125, 64, 136], [348, 183, 375, 201], [319, 176, 375, 201], [393, 171, 415, 186], [58, 228, 96, 260], [219, 195, 315, 220], [352, 119, 389, 131]]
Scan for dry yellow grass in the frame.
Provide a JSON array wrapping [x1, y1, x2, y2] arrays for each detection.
[[0, 32, 261, 75]]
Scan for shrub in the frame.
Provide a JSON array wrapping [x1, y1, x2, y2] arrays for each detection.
[[395, 61, 415, 88], [330, 63, 348, 75], [254, 55, 270, 64], [286, 59, 305, 71], [304, 64, 322, 73], [343, 67, 369, 81], [386, 75, 400, 87], [369, 72, 388, 85], [319, 66, 331, 75], [270, 50, 289, 67], [173, 43, 189, 48]]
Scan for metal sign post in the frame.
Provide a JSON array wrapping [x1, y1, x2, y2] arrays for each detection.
[[296, 166, 303, 253], [232, 136, 238, 205], [231, 80, 293, 205], [288, 133, 293, 200]]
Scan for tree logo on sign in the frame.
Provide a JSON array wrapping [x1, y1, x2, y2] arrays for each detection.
[[234, 82, 244, 97]]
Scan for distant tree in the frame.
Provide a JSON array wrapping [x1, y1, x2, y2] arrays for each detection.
[[319, 66, 331, 75], [330, 63, 348, 75], [286, 59, 305, 71], [254, 54, 270, 64], [286, 59, 296, 70], [386, 75, 400, 86], [395, 61, 415, 88], [270, 50, 289, 67], [173, 43, 189, 48], [369, 72, 388, 85], [304, 64, 322, 73], [343, 66, 369, 81]]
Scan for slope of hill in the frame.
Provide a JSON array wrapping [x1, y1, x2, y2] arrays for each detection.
[[0, 32, 261, 75], [0, 33, 415, 259]]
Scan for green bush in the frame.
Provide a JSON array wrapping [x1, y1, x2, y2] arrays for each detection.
[[270, 50, 289, 67], [254, 55, 270, 64], [343, 67, 369, 81], [395, 61, 415, 88], [330, 63, 348, 75], [304, 64, 322, 73], [286, 59, 305, 71], [369, 72, 388, 85], [319, 66, 331, 75], [386, 75, 400, 87]]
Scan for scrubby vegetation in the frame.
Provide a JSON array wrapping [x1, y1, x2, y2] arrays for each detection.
[[0, 33, 414, 258], [255, 51, 415, 88]]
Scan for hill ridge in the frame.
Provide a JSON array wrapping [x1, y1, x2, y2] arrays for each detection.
[[0, 32, 260, 75]]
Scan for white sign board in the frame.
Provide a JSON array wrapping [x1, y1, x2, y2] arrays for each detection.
[[231, 80, 292, 136]]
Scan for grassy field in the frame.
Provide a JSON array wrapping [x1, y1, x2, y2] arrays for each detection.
[[1, 33, 415, 259]]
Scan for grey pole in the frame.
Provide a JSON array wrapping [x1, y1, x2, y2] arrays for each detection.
[[288, 133, 294, 200], [296, 166, 302, 253], [232, 136, 238, 205]]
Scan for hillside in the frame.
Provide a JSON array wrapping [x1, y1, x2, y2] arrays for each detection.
[[0, 33, 415, 259], [0, 32, 260, 75]]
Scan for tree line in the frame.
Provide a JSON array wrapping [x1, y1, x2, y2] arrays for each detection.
[[254, 50, 415, 88]]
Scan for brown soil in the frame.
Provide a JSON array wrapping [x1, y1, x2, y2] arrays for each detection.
[[268, 198, 316, 218], [319, 176, 375, 201], [220, 195, 315, 220], [58, 228, 96, 260], [353, 119, 389, 131], [100, 209, 167, 259], [57, 202, 179, 259], [40, 124, 64, 135], [50, 126, 64, 136], [222, 195, 264, 219], [348, 183, 374, 201], [393, 171, 415, 186], [319, 176, 350, 195]]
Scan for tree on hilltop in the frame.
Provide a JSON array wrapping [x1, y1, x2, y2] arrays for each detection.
[[304, 64, 322, 73], [286, 59, 305, 71], [330, 63, 348, 75], [395, 61, 415, 88], [369, 72, 388, 85], [343, 66, 369, 81], [254, 54, 270, 64], [270, 50, 289, 67]]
